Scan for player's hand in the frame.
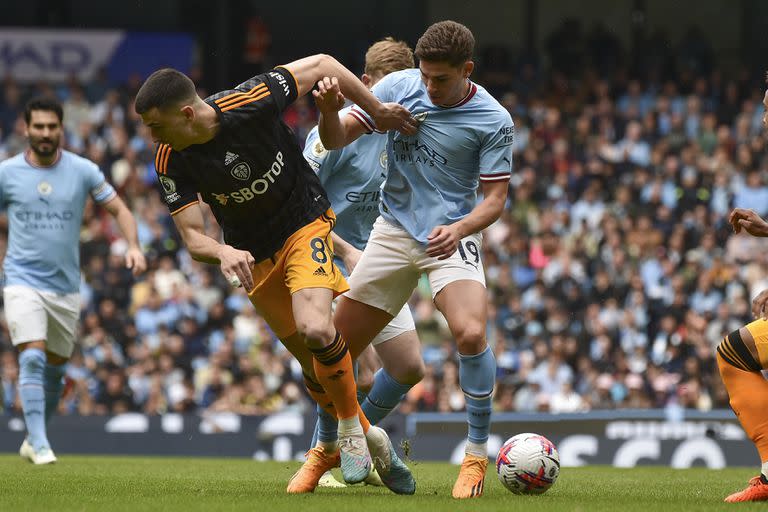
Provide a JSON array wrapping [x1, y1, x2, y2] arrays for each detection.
[[342, 246, 363, 275], [426, 224, 463, 260], [753, 289, 768, 320], [729, 208, 768, 237], [218, 245, 256, 291], [312, 77, 346, 114], [125, 246, 147, 277], [371, 102, 419, 135]]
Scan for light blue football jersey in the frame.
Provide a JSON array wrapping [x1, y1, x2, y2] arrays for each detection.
[[303, 108, 388, 276], [351, 68, 513, 243], [0, 150, 116, 293]]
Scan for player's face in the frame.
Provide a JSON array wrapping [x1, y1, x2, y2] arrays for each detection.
[[141, 106, 194, 150], [762, 90, 768, 129], [419, 60, 474, 106], [25, 110, 62, 157]]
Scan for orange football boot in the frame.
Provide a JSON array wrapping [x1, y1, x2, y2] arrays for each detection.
[[287, 447, 340, 494], [725, 476, 768, 503], [451, 454, 488, 499]]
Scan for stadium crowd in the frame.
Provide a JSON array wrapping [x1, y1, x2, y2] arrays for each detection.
[[0, 23, 766, 418]]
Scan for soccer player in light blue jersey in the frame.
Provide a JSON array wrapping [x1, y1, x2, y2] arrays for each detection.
[[315, 21, 513, 499], [293, 38, 425, 493], [0, 97, 146, 464]]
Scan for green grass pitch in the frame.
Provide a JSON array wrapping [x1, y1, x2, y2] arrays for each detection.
[[0, 455, 763, 511]]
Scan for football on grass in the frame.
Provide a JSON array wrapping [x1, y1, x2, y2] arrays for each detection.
[[496, 433, 560, 494]]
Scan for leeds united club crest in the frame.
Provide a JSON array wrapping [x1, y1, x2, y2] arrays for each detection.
[[231, 162, 251, 181]]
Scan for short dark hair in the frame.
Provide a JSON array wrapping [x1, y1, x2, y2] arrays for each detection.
[[24, 96, 63, 124], [135, 68, 197, 114], [415, 20, 475, 67]]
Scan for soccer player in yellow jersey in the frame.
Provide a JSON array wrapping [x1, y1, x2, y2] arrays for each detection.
[[135, 54, 418, 491], [719, 84, 768, 502]]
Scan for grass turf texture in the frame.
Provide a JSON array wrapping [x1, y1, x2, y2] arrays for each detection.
[[0, 455, 763, 511]]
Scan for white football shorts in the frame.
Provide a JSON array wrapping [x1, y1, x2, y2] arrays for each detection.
[[347, 217, 485, 316], [4, 285, 80, 358], [333, 294, 415, 346]]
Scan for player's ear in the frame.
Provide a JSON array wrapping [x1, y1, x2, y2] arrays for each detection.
[[361, 74, 372, 87], [462, 61, 474, 79], [180, 104, 195, 121]]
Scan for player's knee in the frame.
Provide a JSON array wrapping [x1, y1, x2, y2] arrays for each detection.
[[297, 319, 336, 347], [454, 322, 486, 354], [386, 358, 425, 386], [356, 367, 374, 394], [19, 349, 45, 372], [729, 394, 745, 417]]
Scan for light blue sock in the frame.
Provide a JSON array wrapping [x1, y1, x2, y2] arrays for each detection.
[[362, 368, 414, 425], [316, 404, 338, 444], [44, 363, 66, 425], [19, 349, 49, 451], [459, 346, 496, 445]]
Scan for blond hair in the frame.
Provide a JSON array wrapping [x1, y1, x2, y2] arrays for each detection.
[[364, 37, 414, 78]]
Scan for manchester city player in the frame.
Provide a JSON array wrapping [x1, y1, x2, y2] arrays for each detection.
[[293, 38, 425, 493], [1, 97, 146, 464], [316, 21, 513, 499]]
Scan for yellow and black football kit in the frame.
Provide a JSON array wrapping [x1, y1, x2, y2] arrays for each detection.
[[717, 322, 768, 462], [154, 67, 347, 337]]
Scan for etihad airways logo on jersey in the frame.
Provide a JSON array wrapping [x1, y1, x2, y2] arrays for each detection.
[[15, 210, 74, 221], [212, 151, 285, 205], [346, 189, 381, 213], [15, 209, 74, 230], [392, 138, 447, 166], [345, 190, 381, 203], [268, 71, 290, 97]]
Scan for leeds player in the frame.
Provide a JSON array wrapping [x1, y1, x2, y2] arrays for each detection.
[[718, 80, 768, 502], [134, 54, 418, 491], [2, 97, 146, 464], [291, 38, 425, 494], [316, 21, 513, 498], [718, 205, 768, 502], [711, 80, 768, 503]]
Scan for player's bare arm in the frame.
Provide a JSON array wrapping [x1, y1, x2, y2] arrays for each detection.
[[330, 231, 363, 274], [426, 180, 508, 260], [102, 195, 147, 276], [313, 76, 368, 149], [729, 208, 768, 237], [171, 203, 256, 290], [281, 55, 417, 135], [752, 289, 768, 320]]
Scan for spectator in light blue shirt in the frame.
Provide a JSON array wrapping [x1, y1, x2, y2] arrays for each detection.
[[733, 170, 768, 217]]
